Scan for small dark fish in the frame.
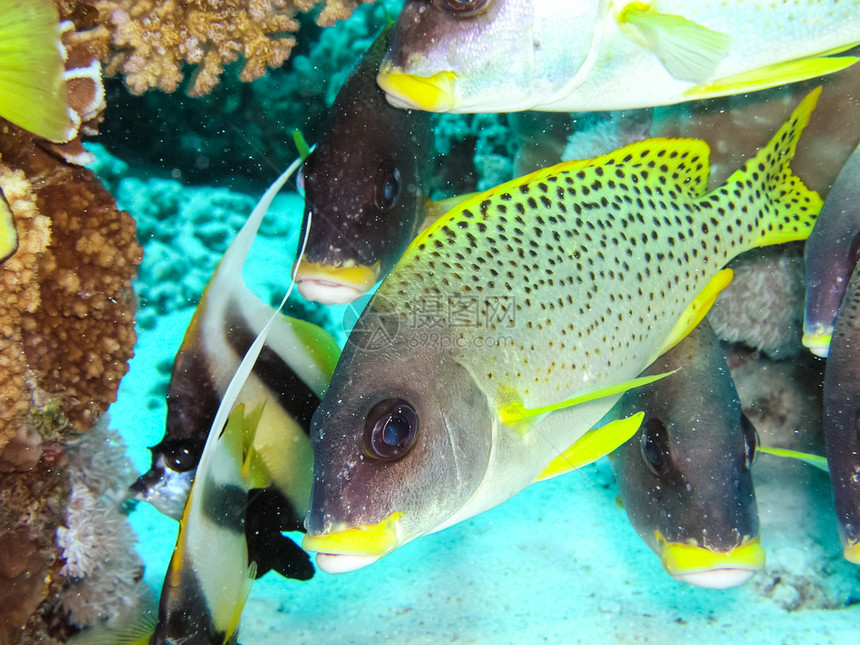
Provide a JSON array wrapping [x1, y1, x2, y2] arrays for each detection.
[[803, 143, 860, 357], [610, 321, 763, 588], [294, 25, 433, 305], [823, 261, 860, 564], [131, 171, 340, 523]]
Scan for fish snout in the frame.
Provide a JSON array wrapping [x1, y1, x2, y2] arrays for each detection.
[[376, 61, 458, 112], [657, 532, 766, 589], [302, 512, 403, 574], [293, 260, 379, 304]]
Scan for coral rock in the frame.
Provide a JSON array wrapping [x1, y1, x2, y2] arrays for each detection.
[[94, 0, 372, 96]]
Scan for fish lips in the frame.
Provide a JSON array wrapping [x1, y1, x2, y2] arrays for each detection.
[[293, 260, 380, 305], [657, 534, 766, 589]]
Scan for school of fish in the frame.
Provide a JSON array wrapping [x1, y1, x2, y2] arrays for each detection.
[[51, 3, 860, 643]]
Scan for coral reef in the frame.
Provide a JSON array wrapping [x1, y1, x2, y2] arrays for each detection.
[[709, 245, 807, 358], [93, 0, 373, 97], [0, 89, 141, 642], [55, 417, 148, 630], [96, 1, 394, 183]]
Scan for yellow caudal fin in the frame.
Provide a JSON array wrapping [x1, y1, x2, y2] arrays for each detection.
[[727, 87, 824, 247], [757, 445, 829, 472], [685, 52, 858, 101], [0, 0, 72, 141], [499, 370, 676, 432], [536, 412, 645, 481], [0, 190, 17, 263], [618, 5, 732, 83], [652, 268, 733, 360]]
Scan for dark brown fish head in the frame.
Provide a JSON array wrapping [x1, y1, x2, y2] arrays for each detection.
[[295, 26, 432, 305], [612, 324, 762, 588], [302, 302, 493, 573]]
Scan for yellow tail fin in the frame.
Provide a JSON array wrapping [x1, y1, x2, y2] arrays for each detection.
[[725, 87, 824, 248]]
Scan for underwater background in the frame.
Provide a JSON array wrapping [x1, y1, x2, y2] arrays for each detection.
[[2, 0, 860, 643]]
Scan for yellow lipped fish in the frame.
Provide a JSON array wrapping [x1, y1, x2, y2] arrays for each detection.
[[303, 89, 824, 574], [378, 0, 859, 113]]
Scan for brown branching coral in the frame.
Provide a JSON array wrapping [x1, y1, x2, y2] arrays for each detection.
[[94, 0, 372, 96]]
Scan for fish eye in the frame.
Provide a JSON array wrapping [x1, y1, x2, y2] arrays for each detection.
[[741, 414, 759, 468], [364, 398, 419, 460], [162, 441, 199, 472], [640, 417, 672, 477], [437, 0, 493, 18], [374, 161, 401, 212]]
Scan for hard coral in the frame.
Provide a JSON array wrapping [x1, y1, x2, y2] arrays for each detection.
[[0, 119, 141, 641], [95, 0, 372, 96]]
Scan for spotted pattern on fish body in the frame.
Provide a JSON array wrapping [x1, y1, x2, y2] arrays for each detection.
[[377, 88, 822, 417]]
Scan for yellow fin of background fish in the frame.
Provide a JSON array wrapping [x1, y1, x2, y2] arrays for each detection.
[[618, 3, 732, 83], [652, 268, 733, 361], [685, 51, 858, 102], [536, 412, 645, 482], [0, 0, 72, 141], [0, 189, 17, 263], [499, 370, 677, 431], [758, 445, 829, 472], [412, 137, 713, 251]]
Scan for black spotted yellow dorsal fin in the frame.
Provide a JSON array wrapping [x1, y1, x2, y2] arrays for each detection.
[[498, 370, 676, 433], [409, 136, 712, 255], [651, 268, 733, 362], [535, 411, 645, 482]]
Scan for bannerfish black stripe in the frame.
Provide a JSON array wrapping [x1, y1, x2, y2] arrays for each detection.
[[225, 307, 321, 433]]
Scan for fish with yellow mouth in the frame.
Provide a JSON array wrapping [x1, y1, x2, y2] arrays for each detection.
[[293, 25, 434, 305], [609, 321, 763, 589], [301, 88, 823, 573], [377, 0, 859, 113]]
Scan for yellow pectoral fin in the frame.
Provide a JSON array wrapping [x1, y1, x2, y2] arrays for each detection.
[[653, 268, 732, 361], [499, 370, 677, 432], [536, 412, 645, 482], [685, 54, 858, 101], [757, 445, 829, 472], [618, 4, 732, 83]]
